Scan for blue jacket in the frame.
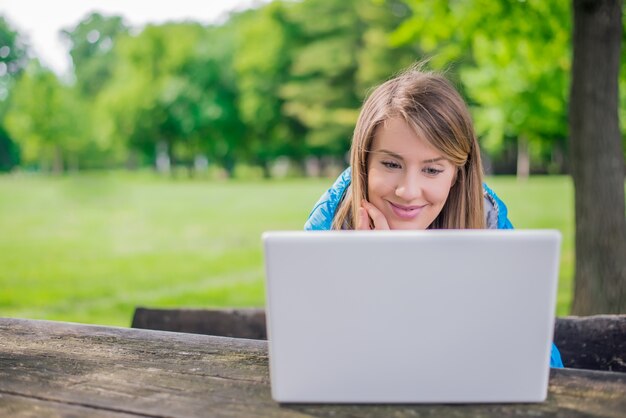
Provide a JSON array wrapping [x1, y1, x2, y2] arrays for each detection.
[[305, 167, 564, 368]]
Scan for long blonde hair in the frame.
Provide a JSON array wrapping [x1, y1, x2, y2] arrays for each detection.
[[332, 67, 485, 230]]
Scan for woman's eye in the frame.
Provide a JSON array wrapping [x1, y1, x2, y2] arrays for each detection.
[[424, 167, 444, 175], [382, 160, 402, 169]]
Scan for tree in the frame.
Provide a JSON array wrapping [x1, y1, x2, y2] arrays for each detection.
[[0, 16, 28, 99], [233, 2, 306, 177], [393, 0, 571, 176], [55, 13, 131, 169], [4, 62, 87, 172], [61, 13, 128, 97], [0, 15, 29, 171], [459, 1, 570, 177], [96, 23, 207, 169], [0, 124, 19, 171], [97, 22, 244, 175], [281, 0, 417, 165], [279, 0, 363, 160], [569, 0, 626, 313], [180, 23, 244, 176]]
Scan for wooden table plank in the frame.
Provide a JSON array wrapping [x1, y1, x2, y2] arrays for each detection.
[[1, 318, 625, 418], [0, 393, 139, 418]]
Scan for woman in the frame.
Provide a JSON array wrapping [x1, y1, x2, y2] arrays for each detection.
[[304, 66, 563, 368]]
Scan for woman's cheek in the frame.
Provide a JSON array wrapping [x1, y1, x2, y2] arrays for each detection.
[[368, 169, 394, 199], [429, 176, 454, 203]]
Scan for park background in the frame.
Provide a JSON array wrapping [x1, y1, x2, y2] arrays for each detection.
[[0, 0, 624, 326]]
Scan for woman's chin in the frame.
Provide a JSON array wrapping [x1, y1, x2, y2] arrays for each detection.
[[388, 219, 426, 230]]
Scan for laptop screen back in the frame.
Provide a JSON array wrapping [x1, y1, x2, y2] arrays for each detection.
[[263, 230, 561, 403]]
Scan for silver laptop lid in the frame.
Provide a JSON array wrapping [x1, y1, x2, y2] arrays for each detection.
[[263, 230, 561, 403]]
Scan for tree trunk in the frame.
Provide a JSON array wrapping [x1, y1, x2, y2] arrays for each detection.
[[570, 0, 626, 314], [155, 140, 170, 174], [223, 155, 236, 178], [261, 160, 271, 179], [52, 146, 64, 174], [68, 155, 79, 173], [126, 150, 139, 170], [516, 135, 530, 180]]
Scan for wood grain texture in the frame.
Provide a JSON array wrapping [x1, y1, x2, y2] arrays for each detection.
[[1, 318, 625, 418]]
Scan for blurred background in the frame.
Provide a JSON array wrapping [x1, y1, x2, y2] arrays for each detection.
[[0, 0, 624, 326]]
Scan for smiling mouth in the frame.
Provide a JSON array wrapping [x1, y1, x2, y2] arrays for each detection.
[[388, 201, 426, 220]]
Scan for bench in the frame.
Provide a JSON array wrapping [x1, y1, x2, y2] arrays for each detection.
[[131, 307, 626, 372]]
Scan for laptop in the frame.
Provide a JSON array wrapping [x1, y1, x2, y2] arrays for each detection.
[[262, 230, 561, 403]]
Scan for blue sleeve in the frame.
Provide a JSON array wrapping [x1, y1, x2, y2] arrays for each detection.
[[482, 183, 514, 229], [304, 168, 352, 230], [550, 342, 564, 368]]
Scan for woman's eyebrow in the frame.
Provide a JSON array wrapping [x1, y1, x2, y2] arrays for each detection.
[[374, 149, 405, 160], [422, 157, 445, 164], [374, 149, 445, 164]]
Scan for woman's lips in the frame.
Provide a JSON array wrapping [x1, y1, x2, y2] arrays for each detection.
[[388, 201, 425, 220]]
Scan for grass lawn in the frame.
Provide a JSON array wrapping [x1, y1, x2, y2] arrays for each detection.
[[0, 172, 576, 327]]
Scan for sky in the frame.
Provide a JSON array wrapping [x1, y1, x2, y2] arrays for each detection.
[[0, 0, 264, 75]]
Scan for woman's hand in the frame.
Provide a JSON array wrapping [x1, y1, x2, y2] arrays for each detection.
[[357, 200, 390, 230]]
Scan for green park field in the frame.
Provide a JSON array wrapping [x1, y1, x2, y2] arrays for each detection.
[[1, 173, 575, 327]]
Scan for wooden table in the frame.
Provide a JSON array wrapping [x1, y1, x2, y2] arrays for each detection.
[[1, 318, 624, 417]]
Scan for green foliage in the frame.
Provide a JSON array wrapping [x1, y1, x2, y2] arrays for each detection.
[[0, 174, 580, 325], [279, 0, 362, 156], [1, 0, 621, 174], [0, 15, 28, 102], [233, 2, 306, 175], [0, 124, 19, 171], [97, 22, 244, 174], [279, 0, 415, 157], [395, 0, 571, 168], [61, 13, 128, 97], [100, 22, 205, 160], [4, 62, 88, 171], [462, 1, 570, 157], [185, 24, 244, 174], [0, 15, 30, 170]]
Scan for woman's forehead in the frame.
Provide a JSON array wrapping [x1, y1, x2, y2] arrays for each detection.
[[370, 117, 444, 159]]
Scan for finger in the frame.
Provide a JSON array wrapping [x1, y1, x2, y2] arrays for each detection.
[[363, 201, 390, 230], [356, 207, 371, 230]]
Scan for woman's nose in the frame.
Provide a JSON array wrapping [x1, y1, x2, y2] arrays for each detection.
[[395, 173, 422, 201]]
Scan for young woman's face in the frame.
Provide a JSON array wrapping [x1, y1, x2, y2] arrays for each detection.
[[366, 117, 457, 230]]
